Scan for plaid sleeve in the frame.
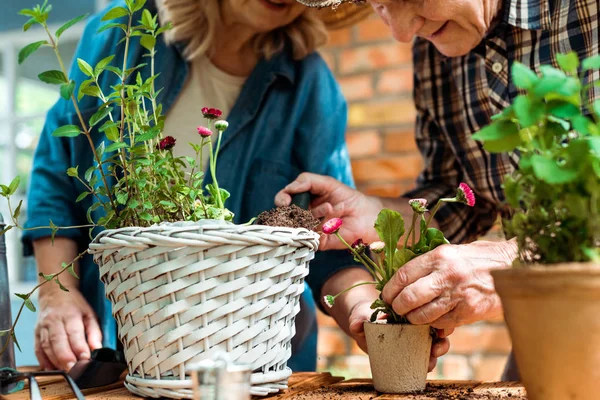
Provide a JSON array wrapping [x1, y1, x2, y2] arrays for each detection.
[[403, 41, 501, 244]]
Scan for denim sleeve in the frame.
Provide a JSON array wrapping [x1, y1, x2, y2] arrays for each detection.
[[295, 55, 366, 313]]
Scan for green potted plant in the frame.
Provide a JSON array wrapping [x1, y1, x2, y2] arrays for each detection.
[[0, 1, 320, 397], [321, 184, 475, 393], [472, 52, 600, 400]]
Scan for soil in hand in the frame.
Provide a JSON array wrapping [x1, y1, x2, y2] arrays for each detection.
[[255, 205, 319, 231]]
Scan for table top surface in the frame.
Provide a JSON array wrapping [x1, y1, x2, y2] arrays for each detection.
[[1, 371, 526, 400]]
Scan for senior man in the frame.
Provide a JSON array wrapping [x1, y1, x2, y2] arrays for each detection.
[[279, 0, 599, 379]]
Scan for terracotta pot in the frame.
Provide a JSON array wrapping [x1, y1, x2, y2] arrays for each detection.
[[363, 322, 432, 393], [492, 263, 600, 400]]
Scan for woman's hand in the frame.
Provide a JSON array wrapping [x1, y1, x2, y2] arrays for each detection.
[[348, 300, 454, 372], [34, 286, 102, 371]]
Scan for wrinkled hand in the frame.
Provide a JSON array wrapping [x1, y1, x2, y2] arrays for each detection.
[[35, 287, 102, 371], [274, 173, 383, 250], [347, 300, 453, 372], [382, 241, 516, 330]]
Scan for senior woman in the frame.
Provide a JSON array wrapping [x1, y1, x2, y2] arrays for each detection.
[[22, 0, 375, 373], [279, 0, 599, 379]]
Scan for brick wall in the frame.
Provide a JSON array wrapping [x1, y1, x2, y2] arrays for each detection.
[[316, 14, 511, 381]]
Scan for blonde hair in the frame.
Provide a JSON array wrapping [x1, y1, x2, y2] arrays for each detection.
[[156, 0, 328, 61]]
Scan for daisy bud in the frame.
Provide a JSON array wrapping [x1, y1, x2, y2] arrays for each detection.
[[351, 238, 368, 255], [324, 295, 335, 308], [197, 126, 213, 137], [214, 120, 229, 132], [322, 218, 342, 234], [457, 182, 476, 207], [370, 241, 385, 254], [409, 198, 428, 213]]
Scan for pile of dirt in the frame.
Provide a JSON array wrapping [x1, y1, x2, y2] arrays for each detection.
[[254, 205, 319, 231]]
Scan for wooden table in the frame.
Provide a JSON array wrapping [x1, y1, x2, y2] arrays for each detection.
[[1, 371, 526, 399]]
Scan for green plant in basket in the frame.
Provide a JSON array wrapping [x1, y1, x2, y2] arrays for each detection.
[[472, 52, 600, 264], [0, 0, 233, 357]]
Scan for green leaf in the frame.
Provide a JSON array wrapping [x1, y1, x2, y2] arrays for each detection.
[[56, 14, 88, 38], [393, 248, 416, 268], [101, 6, 129, 21], [75, 191, 90, 202], [141, 8, 153, 27], [52, 125, 81, 137], [139, 212, 153, 221], [572, 115, 594, 135], [140, 34, 156, 51], [96, 141, 106, 160], [127, 199, 139, 209], [132, 0, 147, 12], [18, 40, 46, 64], [531, 154, 578, 184], [38, 272, 54, 281], [593, 100, 600, 120], [478, 132, 522, 153], [23, 17, 37, 32], [13, 200, 23, 220], [116, 192, 128, 205], [105, 142, 128, 153], [85, 166, 95, 182], [97, 22, 127, 34], [511, 62, 539, 89], [38, 70, 67, 85], [60, 80, 75, 100], [582, 55, 600, 71], [62, 262, 79, 279], [12, 332, 22, 352], [160, 200, 176, 208], [49, 219, 58, 244], [514, 95, 543, 128], [94, 55, 115, 76], [54, 277, 69, 292], [80, 85, 101, 98], [14, 293, 28, 301], [472, 120, 519, 141], [66, 166, 79, 177], [135, 127, 160, 142], [425, 228, 449, 250], [374, 209, 405, 272], [77, 58, 94, 77], [105, 65, 123, 76], [24, 298, 36, 312], [546, 100, 580, 119], [89, 106, 113, 127], [0, 225, 13, 236], [556, 52, 579, 73], [8, 176, 20, 195]]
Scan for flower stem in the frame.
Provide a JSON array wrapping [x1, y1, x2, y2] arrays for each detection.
[[425, 197, 457, 229], [331, 281, 378, 301], [404, 211, 418, 249], [335, 232, 385, 281]]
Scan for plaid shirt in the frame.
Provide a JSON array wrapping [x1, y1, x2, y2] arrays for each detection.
[[405, 0, 599, 243]]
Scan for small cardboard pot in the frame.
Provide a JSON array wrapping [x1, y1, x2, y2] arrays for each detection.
[[364, 322, 432, 393]]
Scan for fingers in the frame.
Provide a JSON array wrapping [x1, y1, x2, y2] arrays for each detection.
[[35, 327, 55, 370], [435, 327, 455, 339], [64, 316, 91, 361], [431, 337, 450, 358], [390, 273, 444, 317], [42, 320, 77, 370], [83, 313, 103, 351], [275, 173, 342, 207], [404, 295, 455, 326]]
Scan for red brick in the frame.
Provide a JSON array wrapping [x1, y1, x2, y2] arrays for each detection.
[[357, 17, 392, 42], [377, 68, 414, 94], [449, 324, 512, 354], [346, 130, 381, 157], [327, 28, 352, 47], [340, 43, 413, 75], [351, 155, 423, 183], [470, 354, 509, 381], [440, 355, 472, 380], [348, 100, 416, 128], [318, 328, 349, 357], [361, 182, 415, 198], [339, 74, 374, 102], [383, 129, 418, 153]]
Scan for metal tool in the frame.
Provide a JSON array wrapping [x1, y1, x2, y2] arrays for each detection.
[[0, 369, 85, 400]]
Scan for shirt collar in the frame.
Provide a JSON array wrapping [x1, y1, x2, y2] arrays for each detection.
[[501, 0, 554, 31]]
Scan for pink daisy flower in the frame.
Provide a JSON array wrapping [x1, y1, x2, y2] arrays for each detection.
[[322, 218, 342, 234], [457, 182, 476, 207]]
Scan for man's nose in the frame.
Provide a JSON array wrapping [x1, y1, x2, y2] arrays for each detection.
[[368, 0, 423, 43]]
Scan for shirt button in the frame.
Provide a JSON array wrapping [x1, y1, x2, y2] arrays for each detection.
[[492, 62, 503, 73]]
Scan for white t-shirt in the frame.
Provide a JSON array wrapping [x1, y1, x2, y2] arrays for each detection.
[[163, 56, 246, 171]]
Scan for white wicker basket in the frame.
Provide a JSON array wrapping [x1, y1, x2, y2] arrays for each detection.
[[88, 221, 319, 399]]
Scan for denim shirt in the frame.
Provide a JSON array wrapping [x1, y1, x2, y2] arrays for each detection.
[[22, 1, 356, 371]]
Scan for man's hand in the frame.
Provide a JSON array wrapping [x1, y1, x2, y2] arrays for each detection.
[[382, 240, 517, 330], [349, 301, 453, 372], [275, 173, 386, 250], [35, 287, 102, 371]]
